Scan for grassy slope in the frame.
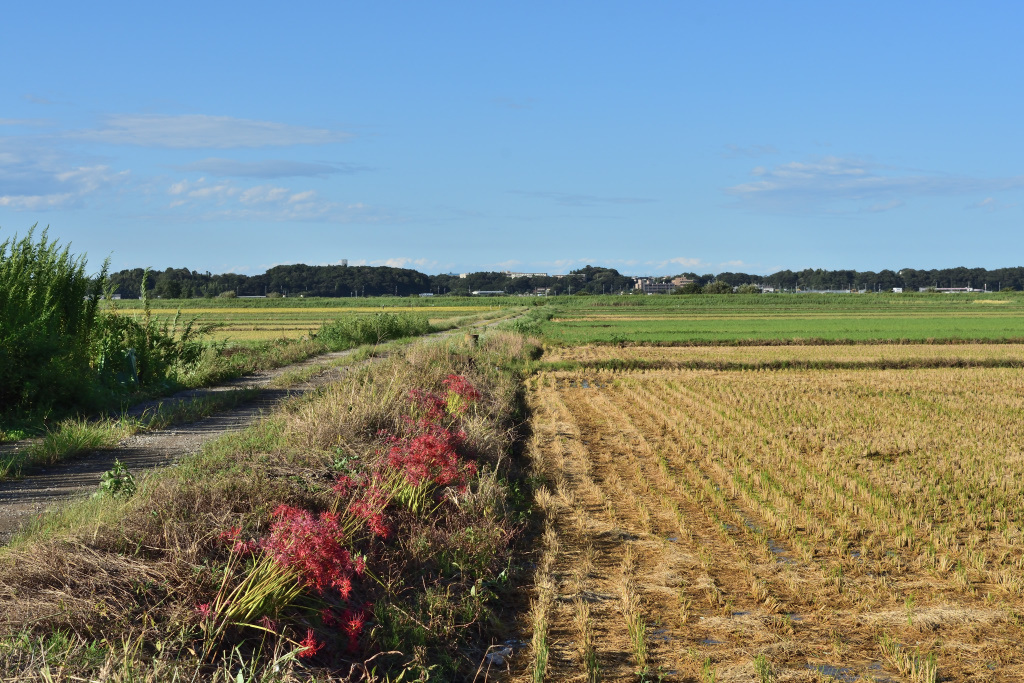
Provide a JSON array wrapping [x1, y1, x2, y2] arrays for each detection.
[[0, 331, 539, 681]]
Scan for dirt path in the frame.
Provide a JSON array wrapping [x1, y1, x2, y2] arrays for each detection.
[[521, 372, 1022, 682], [0, 315, 520, 545], [0, 351, 355, 545]]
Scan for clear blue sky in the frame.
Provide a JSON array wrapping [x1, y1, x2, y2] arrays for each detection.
[[3, 2, 1022, 276]]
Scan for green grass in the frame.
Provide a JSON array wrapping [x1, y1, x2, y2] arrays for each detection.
[[538, 292, 1024, 343]]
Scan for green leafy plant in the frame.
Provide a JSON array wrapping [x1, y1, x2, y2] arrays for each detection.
[[96, 459, 136, 499]]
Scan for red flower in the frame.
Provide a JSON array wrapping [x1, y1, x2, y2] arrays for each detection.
[[195, 602, 214, 620], [408, 388, 447, 419], [443, 374, 481, 404], [386, 420, 474, 488], [262, 505, 357, 598], [338, 605, 372, 651], [298, 629, 323, 658]]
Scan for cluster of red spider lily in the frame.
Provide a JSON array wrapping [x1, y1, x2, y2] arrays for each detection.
[[204, 374, 483, 661], [384, 374, 484, 489]]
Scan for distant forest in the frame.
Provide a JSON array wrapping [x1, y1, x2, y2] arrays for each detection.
[[106, 263, 1024, 298]]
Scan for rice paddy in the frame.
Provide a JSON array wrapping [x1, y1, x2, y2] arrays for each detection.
[[539, 293, 1024, 344], [523, 344, 1024, 681], [111, 305, 504, 342]]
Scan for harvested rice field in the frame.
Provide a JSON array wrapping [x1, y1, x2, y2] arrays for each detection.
[[136, 306, 496, 341], [521, 346, 1024, 682], [543, 342, 1024, 368]]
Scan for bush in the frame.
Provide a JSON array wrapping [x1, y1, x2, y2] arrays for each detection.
[[1, 231, 213, 424], [218, 290, 237, 298], [317, 312, 432, 349], [702, 280, 734, 294], [0, 226, 106, 417]]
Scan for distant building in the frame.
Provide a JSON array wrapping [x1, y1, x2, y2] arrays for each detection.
[[418, 293, 434, 297], [892, 287, 903, 293], [471, 290, 506, 296], [671, 276, 694, 286], [919, 287, 986, 293], [634, 277, 677, 294], [502, 271, 549, 278]]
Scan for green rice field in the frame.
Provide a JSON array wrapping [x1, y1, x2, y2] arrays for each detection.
[[538, 292, 1024, 343]]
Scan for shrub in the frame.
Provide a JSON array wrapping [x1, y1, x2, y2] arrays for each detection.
[[317, 312, 432, 349], [0, 226, 106, 417]]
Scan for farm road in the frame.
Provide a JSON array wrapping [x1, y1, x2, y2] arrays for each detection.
[[0, 316, 516, 545], [0, 350, 355, 546]]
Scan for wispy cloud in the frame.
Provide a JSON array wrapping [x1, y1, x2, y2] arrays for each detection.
[[173, 158, 366, 178], [22, 94, 56, 105], [969, 196, 1018, 212], [721, 144, 779, 159], [69, 114, 351, 149], [346, 257, 437, 269], [0, 141, 128, 210], [165, 177, 374, 222], [512, 190, 656, 207], [0, 118, 51, 127], [645, 256, 711, 272], [725, 156, 1024, 213]]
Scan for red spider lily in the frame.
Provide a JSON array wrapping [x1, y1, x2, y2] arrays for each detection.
[[262, 505, 357, 598], [339, 605, 372, 652], [408, 388, 447, 420], [232, 539, 258, 556], [258, 615, 278, 633], [219, 526, 241, 543], [348, 482, 391, 539], [386, 420, 475, 489], [297, 629, 323, 658], [332, 474, 356, 497], [442, 374, 481, 404], [195, 602, 214, 619]]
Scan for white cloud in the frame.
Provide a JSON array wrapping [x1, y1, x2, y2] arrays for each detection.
[[969, 196, 1018, 212], [374, 257, 435, 269], [511, 190, 656, 207], [240, 186, 290, 205], [164, 177, 375, 223], [489, 260, 523, 270], [0, 158, 127, 210], [173, 158, 362, 178], [69, 114, 351, 149], [726, 155, 1024, 213], [668, 256, 706, 268]]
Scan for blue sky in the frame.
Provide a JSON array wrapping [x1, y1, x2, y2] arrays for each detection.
[[3, 2, 1023, 276]]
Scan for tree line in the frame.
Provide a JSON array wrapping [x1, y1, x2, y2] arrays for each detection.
[[106, 263, 1024, 299]]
